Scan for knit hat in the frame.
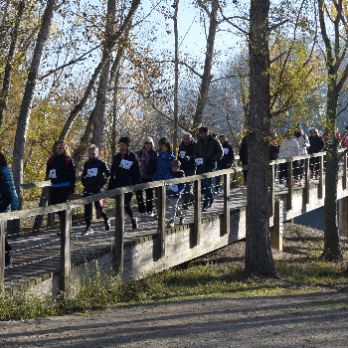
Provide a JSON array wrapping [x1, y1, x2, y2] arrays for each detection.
[[144, 136, 154, 147], [118, 136, 131, 146]]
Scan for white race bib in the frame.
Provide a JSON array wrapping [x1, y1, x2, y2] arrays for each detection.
[[195, 158, 203, 165], [87, 168, 98, 177], [169, 184, 179, 192], [179, 151, 186, 158], [120, 159, 133, 170], [49, 169, 57, 179], [223, 148, 229, 155]]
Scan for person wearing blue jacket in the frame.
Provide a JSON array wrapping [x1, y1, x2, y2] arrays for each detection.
[[0, 152, 19, 267], [153, 141, 176, 181], [167, 159, 185, 228]]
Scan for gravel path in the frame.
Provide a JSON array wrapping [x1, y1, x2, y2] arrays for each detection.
[[1, 290, 347, 347]]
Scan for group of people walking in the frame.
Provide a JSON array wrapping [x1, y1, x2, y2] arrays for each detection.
[[45, 126, 234, 235]]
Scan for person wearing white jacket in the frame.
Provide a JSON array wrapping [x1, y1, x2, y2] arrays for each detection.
[[279, 132, 301, 183]]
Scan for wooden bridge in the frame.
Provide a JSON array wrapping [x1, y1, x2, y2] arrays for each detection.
[[1, 151, 348, 297]]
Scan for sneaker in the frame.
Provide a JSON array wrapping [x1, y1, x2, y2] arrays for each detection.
[[179, 217, 185, 225], [104, 219, 110, 231], [167, 220, 175, 228], [81, 227, 94, 236], [131, 218, 138, 230]]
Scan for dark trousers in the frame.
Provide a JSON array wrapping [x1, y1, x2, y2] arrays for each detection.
[[136, 178, 153, 213], [182, 169, 195, 206], [125, 192, 134, 219], [202, 177, 214, 208], [84, 193, 108, 227], [49, 187, 71, 233]]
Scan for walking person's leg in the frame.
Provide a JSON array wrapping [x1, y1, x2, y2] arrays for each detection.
[[95, 200, 110, 230], [125, 192, 137, 229]]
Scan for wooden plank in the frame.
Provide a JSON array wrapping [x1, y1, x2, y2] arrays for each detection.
[[286, 161, 293, 211], [114, 194, 125, 273], [156, 186, 166, 259], [193, 179, 202, 246], [58, 209, 71, 293], [222, 173, 231, 236], [343, 152, 347, 191], [0, 221, 6, 292], [318, 155, 324, 199], [304, 158, 310, 205], [269, 164, 275, 217], [271, 200, 283, 252]]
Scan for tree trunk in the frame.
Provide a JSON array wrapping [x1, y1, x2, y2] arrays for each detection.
[[111, 67, 121, 157], [12, 0, 56, 202], [173, 0, 179, 153], [192, 0, 218, 131], [323, 84, 343, 261], [0, 0, 25, 129], [245, 0, 276, 277]]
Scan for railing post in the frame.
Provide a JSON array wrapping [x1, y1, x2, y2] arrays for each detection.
[[304, 157, 310, 205], [156, 185, 166, 259], [286, 160, 293, 211], [0, 221, 6, 293], [271, 200, 283, 252], [193, 179, 201, 246], [343, 152, 347, 191], [114, 193, 124, 273], [59, 208, 71, 293], [318, 155, 324, 199], [222, 173, 231, 236], [269, 164, 275, 217]]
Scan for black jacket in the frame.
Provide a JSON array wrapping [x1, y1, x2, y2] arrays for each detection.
[[46, 155, 76, 189], [308, 136, 324, 154], [82, 157, 110, 194], [178, 141, 197, 174], [0, 172, 11, 212], [108, 152, 141, 189], [217, 142, 234, 169], [269, 145, 280, 161], [195, 135, 224, 174], [137, 148, 157, 179]]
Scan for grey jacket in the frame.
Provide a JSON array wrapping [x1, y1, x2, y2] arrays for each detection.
[[195, 135, 224, 174]]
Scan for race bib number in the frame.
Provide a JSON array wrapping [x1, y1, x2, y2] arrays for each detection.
[[49, 169, 57, 179], [87, 168, 98, 177], [179, 151, 186, 158], [169, 184, 179, 192], [120, 159, 133, 170], [195, 158, 203, 165], [223, 148, 229, 155]]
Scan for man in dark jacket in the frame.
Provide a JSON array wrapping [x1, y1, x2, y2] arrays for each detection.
[[81, 144, 110, 235], [239, 135, 248, 184], [178, 133, 196, 208], [195, 126, 224, 210], [108, 136, 141, 229], [216, 134, 234, 193]]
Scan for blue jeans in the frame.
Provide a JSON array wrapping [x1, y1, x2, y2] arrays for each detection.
[[202, 178, 214, 208]]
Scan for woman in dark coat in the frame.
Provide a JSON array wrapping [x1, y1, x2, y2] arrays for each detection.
[[108, 137, 140, 229]]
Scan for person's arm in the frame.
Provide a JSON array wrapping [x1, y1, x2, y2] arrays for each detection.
[[108, 157, 116, 190], [68, 158, 76, 193], [0, 175, 11, 212], [81, 162, 87, 187], [131, 154, 141, 185], [211, 139, 224, 162]]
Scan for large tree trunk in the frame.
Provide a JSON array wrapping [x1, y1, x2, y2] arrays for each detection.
[[0, 0, 25, 129], [323, 83, 343, 261], [173, 0, 179, 153], [245, 0, 276, 277], [12, 0, 56, 202], [192, 0, 218, 131]]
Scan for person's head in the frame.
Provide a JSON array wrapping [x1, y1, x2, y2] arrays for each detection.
[[52, 141, 69, 157], [158, 137, 168, 149], [143, 136, 154, 150], [118, 136, 131, 154], [309, 128, 318, 137], [171, 159, 181, 172], [285, 130, 293, 140], [88, 144, 99, 158], [0, 152, 8, 167], [219, 134, 227, 144], [198, 126, 209, 141], [161, 141, 172, 153], [182, 133, 192, 146]]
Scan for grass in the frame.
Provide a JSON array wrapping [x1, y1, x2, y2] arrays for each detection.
[[1, 226, 347, 321]]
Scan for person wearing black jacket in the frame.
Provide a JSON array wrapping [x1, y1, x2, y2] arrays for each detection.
[[108, 136, 140, 230], [46, 141, 76, 235], [136, 137, 157, 216], [81, 145, 110, 235], [177, 133, 196, 208], [239, 134, 248, 184], [308, 128, 324, 179], [216, 134, 234, 193]]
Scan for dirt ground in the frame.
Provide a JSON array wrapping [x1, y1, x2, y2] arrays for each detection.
[[0, 224, 348, 348]]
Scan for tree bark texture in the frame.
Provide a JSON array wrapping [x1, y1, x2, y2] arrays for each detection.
[[192, 0, 218, 131], [173, 0, 179, 153], [245, 0, 276, 277], [12, 0, 56, 202]]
